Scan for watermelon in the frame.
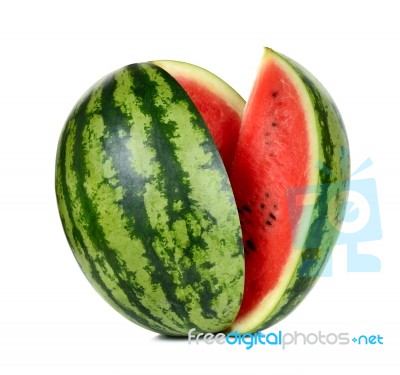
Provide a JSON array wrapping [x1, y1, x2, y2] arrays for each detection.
[[56, 48, 350, 336], [55, 62, 245, 336], [229, 48, 350, 333]]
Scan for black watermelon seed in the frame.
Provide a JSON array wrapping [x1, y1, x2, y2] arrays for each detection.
[[272, 91, 278, 97], [266, 220, 272, 226], [242, 205, 252, 213], [269, 213, 276, 220], [246, 239, 256, 251]]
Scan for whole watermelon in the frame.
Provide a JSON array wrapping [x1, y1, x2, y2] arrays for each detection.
[[56, 49, 350, 336]]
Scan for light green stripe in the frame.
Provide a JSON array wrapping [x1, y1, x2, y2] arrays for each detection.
[[114, 68, 160, 179], [82, 71, 187, 332]]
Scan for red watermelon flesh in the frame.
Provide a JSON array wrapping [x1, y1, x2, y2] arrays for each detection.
[[229, 54, 311, 322]]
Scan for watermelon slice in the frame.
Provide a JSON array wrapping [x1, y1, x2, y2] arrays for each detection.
[[229, 48, 350, 333]]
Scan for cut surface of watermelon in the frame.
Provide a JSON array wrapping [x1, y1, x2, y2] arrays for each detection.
[[230, 55, 314, 318]]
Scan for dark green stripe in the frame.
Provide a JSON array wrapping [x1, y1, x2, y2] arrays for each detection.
[[130, 64, 219, 316], [131, 64, 223, 318], [99, 66, 196, 329]]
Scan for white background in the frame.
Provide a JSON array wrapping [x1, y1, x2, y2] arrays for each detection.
[[1, 0, 399, 373]]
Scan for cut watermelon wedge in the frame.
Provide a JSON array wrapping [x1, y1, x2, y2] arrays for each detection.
[[228, 48, 350, 333]]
